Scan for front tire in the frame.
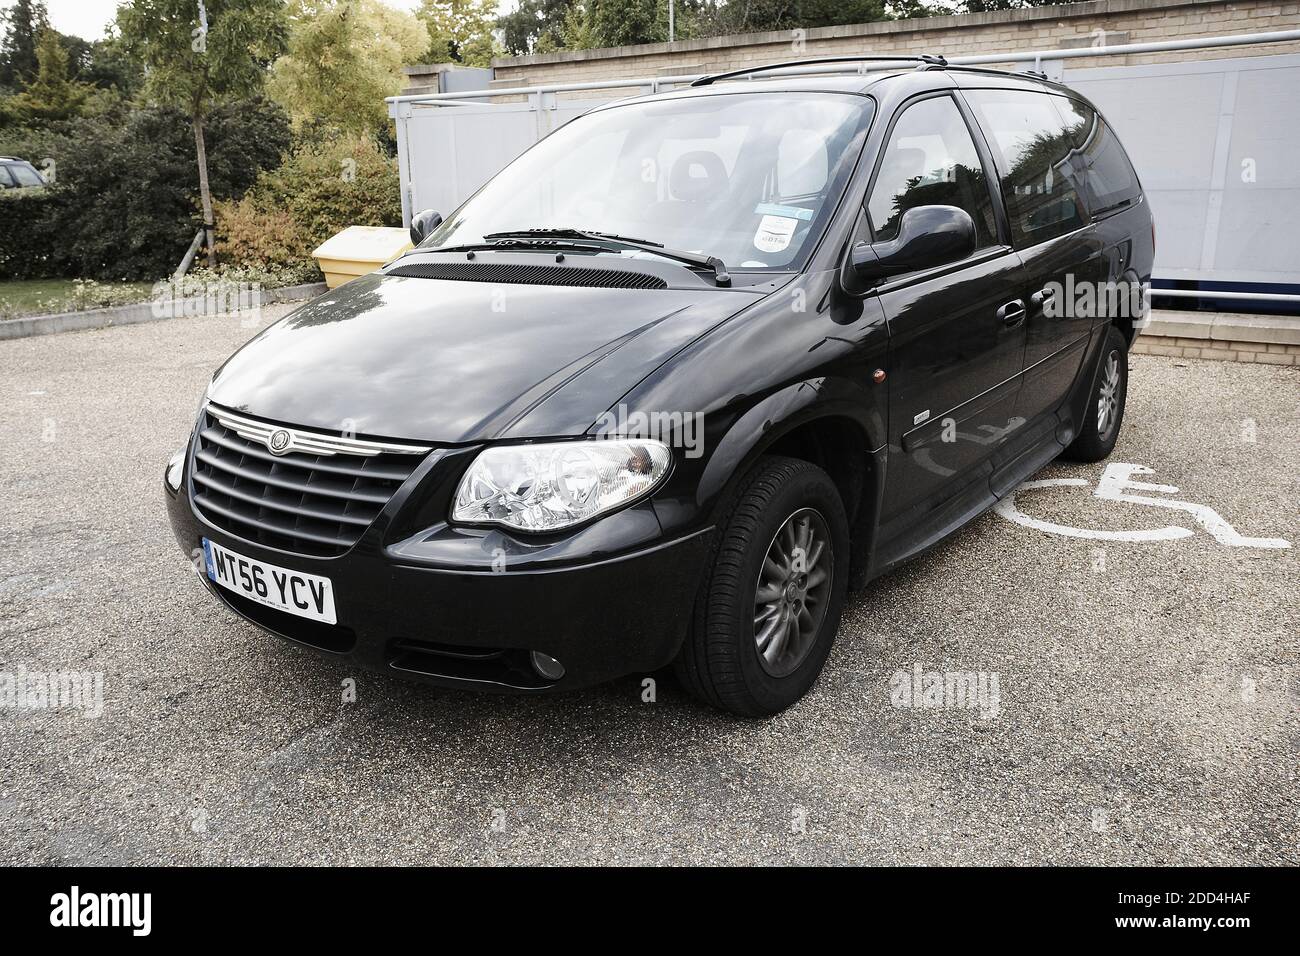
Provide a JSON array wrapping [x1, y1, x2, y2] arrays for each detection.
[[1063, 324, 1129, 463], [674, 456, 849, 717]]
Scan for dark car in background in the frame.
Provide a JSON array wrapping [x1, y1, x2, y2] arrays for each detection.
[[164, 57, 1153, 716]]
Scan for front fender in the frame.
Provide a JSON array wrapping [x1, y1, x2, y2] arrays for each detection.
[[695, 378, 886, 510], [605, 273, 889, 540]]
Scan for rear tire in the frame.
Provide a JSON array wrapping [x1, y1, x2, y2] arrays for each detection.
[[1063, 324, 1128, 463], [674, 456, 849, 717]]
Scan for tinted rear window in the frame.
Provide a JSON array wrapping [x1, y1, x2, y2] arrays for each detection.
[[1055, 97, 1142, 215]]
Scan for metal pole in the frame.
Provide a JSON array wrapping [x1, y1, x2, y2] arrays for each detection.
[[1152, 289, 1300, 304], [669, 0, 675, 44], [173, 230, 205, 283]]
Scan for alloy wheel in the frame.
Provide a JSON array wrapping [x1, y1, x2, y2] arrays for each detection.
[[752, 507, 833, 678], [1097, 349, 1121, 438]]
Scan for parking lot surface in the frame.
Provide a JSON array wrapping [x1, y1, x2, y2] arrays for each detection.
[[1, 305, 1296, 865]]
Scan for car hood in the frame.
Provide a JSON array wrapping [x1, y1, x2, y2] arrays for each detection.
[[207, 271, 760, 444]]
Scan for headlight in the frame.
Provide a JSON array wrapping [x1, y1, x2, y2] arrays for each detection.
[[452, 439, 672, 532]]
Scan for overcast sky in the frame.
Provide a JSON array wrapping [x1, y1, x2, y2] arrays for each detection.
[[0, 0, 478, 43]]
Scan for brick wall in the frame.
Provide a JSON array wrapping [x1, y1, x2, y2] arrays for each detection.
[[478, 0, 1300, 90], [1134, 311, 1300, 364], [1132, 334, 1300, 363]]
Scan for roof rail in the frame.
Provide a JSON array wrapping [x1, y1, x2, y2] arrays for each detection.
[[689, 54, 947, 87], [916, 61, 1063, 84]]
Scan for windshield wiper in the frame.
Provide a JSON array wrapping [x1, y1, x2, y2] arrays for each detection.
[[427, 238, 612, 255], [486, 227, 663, 247], [484, 227, 732, 287], [393, 237, 620, 265]]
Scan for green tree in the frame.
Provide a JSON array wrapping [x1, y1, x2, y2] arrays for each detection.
[[705, 0, 886, 36], [4, 28, 93, 123], [270, 0, 427, 138], [117, 0, 286, 268], [890, 0, 1075, 13], [76, 35, 145, 95], [498, 0, 578, 56], [550, 2, 598, 50], [0, 0, 47, 90], [419, 0, 499, 67], [527, 0, 711, 51], [885, 1, 948, 18], [588, 0, 662, 47], [962, 0, 1027, 11]]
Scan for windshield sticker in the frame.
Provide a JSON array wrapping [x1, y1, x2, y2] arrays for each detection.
[[754, 215, 798, 253], [754, 203, 814, 221]]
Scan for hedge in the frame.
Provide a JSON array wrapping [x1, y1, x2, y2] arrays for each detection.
[[0, 96, 291, 281], [213, 133, 403, 274]]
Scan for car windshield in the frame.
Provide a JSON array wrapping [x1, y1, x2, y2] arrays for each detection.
[[421, 92, 875, 272]]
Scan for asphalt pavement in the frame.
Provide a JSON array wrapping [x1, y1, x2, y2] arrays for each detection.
[[0, 304, 1295, 865]]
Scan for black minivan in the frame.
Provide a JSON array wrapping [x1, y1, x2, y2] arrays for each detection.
[[165, 57, 1153, 716]]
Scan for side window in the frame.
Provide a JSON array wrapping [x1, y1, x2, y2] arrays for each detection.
[[1055, 98, 1141, 216], [867, 95, 998, 248], [965, 89, 1089, 246], [0, 165, 15, 189], [10, 162, 44, 187]]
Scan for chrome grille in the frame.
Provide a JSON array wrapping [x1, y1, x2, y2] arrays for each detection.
[[190, 405, 429, 556]]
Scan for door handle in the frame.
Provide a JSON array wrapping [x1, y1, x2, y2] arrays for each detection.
[[1029, 286, 1057, 310], [997, 299, 1026, 328]]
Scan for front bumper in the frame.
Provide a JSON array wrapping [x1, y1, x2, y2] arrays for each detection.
[[164, 450, 711, 693]]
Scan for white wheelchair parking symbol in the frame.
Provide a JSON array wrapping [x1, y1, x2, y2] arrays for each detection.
[[996, 462, 1291, 549]]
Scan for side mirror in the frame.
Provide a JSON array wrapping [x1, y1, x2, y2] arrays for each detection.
[[409, 209, 443, 246], [849, 205, 977, 286]]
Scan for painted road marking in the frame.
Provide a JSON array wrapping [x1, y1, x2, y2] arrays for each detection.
[[995, 462, 1291, 549]]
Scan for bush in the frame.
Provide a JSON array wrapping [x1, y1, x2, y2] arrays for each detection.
[[0, 96, 291, 281], [210, 203, 304, 273], [204, 96, 294, 200], [214, 134, 402, 274], [180, 262, 321, 293], [0, 187, 59, 279], [59, 277, 152, 310]]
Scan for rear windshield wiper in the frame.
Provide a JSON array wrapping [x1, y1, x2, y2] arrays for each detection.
[[484, 227, 731, 287]]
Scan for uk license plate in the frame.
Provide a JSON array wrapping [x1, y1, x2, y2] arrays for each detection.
[[202, 538, 337, 625]]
